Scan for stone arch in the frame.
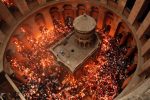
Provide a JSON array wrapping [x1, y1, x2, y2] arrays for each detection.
[[34, 13, 45, 26]]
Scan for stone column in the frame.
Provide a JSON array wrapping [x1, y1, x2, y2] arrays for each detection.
[[42, 9, 54, 29], [109, 16, 121, 37], [136, 12, 150, 39], [37, 0, 46, 5], [118, 0, 127, 13], [97, 6, 107, 29], [128, 0, 145, 24], [0, 1, 16, 26], [14, 0, 30, 15]]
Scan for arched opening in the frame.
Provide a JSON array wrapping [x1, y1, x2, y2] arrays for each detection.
[[77, 4, 86, 16], [63, 4, 74, 29], [49, 7, 60, 20]]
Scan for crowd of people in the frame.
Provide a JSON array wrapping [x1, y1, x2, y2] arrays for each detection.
[[5, 16, 134, 100]]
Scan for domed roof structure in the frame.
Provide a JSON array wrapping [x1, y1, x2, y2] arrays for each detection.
[[73, 14, 96, 33]]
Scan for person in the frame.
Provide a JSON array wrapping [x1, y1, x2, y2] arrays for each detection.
[[104, 24, 111, 33], [60, 50, 65, 56]]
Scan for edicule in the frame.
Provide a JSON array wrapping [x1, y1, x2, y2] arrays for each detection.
[[51, 14, 101, 72]]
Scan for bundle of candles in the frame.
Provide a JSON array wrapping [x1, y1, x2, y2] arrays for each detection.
[[7, 16, 132, 100], [1, 0, 15, 7]]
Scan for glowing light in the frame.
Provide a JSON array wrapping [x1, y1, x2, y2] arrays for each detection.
[[1, 0, 14, 7], [6, 16, 129, 100]]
